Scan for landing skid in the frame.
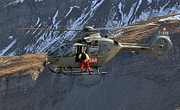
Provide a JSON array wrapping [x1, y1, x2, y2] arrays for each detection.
[[63, 71, 107, 76], [47, 64, 106, 76]]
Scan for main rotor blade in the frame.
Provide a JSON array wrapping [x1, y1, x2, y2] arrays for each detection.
[[19, 23, 158, 31], [18, 28, 83, 31], [91, 23, 158, 31]]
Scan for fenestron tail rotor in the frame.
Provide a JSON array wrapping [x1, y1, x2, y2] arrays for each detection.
[[156, 38, 168, 53]]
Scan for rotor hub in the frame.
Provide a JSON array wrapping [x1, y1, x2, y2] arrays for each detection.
[[83, 26, 94, 32], [156, 38, 168, 53]]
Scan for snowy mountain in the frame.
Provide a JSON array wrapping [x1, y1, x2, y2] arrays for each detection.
[[1, 0, 180, 56]]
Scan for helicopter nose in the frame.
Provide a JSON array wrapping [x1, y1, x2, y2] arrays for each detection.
[[45, 53, 59, 64]]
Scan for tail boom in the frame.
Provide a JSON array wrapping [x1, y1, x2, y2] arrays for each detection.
[[119, 23, 173, 60]]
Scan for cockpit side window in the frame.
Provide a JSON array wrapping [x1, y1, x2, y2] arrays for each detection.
[[47, 45, 66, 57], [63, 46, 76, 57], [58, 46, 66, 54]]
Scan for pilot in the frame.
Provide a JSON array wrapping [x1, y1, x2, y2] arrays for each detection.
[[78, 52, 91, 74]]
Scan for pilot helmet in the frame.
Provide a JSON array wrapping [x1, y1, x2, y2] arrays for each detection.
[[82, 52, 86, 56]]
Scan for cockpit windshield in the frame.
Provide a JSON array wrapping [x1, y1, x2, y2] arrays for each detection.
[[47, 45, 67, 57]]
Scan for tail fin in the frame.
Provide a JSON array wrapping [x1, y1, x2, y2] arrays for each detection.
[[149, 23, 173, 60]]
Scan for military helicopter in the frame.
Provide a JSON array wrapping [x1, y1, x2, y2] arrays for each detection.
[[19, 21, 173, 76]]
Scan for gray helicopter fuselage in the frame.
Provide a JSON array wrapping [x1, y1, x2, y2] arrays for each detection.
[[46, 33, 121, 68]]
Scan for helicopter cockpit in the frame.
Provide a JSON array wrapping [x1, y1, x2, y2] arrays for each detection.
[[46, 42, 100, 66], [46, 43, 87, 59], [46, 44, 68, 58]]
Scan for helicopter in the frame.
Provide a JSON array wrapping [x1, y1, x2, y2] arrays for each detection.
[[19, 21, 173, 76]]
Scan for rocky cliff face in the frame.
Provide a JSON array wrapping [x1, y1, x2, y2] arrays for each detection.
[[0, 14, 180, 110], [1, 0, 180, 56]]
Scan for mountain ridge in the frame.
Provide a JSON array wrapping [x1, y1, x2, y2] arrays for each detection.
[[1, 0, 180, 56]]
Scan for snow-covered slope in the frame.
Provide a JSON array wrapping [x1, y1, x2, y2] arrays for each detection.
[[1, 0, 180, 56]]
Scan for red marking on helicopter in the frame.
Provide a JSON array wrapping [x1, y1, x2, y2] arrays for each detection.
[[89, 58, 98, 63], [163, 27, 167, 31]]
